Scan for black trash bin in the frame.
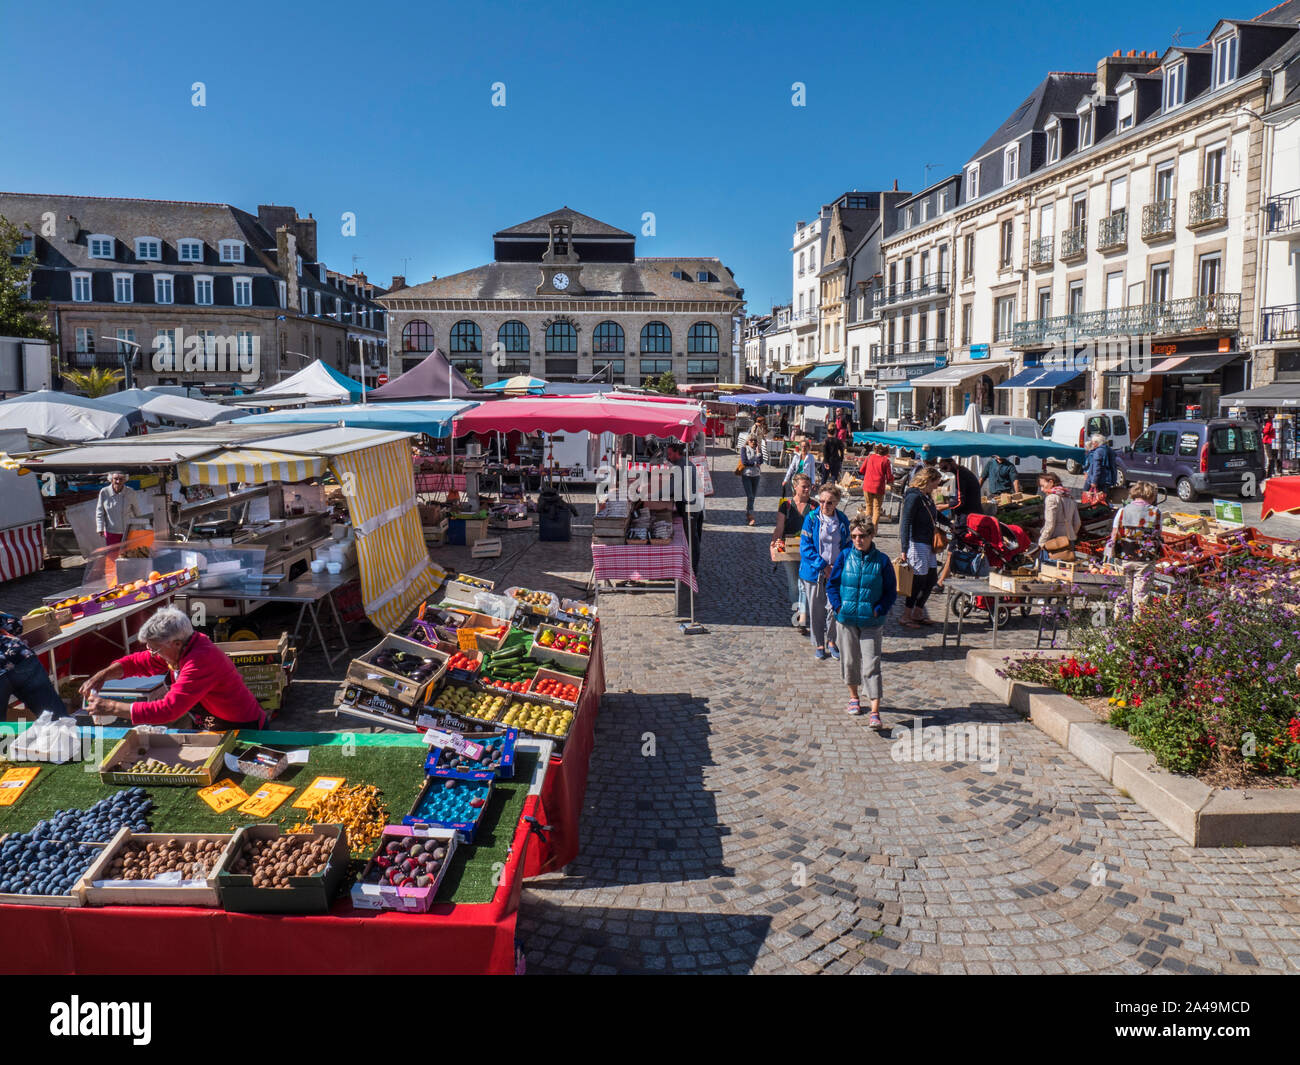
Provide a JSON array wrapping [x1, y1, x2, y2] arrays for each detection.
[[537, 488, 573, 542]]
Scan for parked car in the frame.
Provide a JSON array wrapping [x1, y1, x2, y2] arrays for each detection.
[[934, 414, 1044, 479], [1039, 409, 1132, 473], [1115, 419, 1265, 502]]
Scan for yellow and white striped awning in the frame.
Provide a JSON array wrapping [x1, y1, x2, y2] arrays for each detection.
[[179, 448, 328, 487]]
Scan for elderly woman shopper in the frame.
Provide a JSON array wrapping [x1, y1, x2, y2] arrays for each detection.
[[80, 606, 266, 730], [1037, 471, 1080, 557], [897, 467, 944, 628], [799, 482, 849, 660], [827, 515, 896, 728], [1105, 481, 1163, 603], [773, 472, 815, 630], [738, 432, 764, 525]]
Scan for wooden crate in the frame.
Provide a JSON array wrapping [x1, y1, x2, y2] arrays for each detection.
[[471, 537, 503, 558], [81, 829, 238, 908], [988, 571, 1056, 594], [98, 730, 237, 787], [345, 635, 448, 708]]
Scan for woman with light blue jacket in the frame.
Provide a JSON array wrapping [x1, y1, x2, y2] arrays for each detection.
[[799, 482, 850, 661]]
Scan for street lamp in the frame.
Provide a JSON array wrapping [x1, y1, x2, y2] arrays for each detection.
[[100, 336, 142, 389]]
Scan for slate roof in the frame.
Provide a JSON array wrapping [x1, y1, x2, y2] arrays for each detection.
[[966, 73, 1095, 164], [493, 207, 633, 239]]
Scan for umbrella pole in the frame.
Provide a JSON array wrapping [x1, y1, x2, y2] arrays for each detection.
[[679, 449, 707, 635]]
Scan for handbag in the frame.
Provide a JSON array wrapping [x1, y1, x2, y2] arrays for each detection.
[[1081, 488, 1107, 507], [735, 458, 745, 474], [932, 529, 949, 551]]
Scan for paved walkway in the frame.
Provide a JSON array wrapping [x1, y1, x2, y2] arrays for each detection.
[[515, 451, 1300, 975]]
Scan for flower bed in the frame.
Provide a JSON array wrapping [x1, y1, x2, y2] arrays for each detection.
[[1003, 560, 1300, 784]]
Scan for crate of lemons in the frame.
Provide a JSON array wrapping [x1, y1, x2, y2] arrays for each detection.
[[435, 685, 575, 740]]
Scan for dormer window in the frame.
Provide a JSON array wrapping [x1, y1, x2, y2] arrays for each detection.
[[1079, 109, 1094, 149], [88, 235, 115, 259], [921, 199, 930, 221], [1214, 32, 1238, 88], [966, 164, 980, 201], [219, 239, 245, 264], [1004, 143, 1019, 184], [134, 237, 161, 262], [1046, 124, 1060, 163], [14, 231, 34, 257], [1117, 87, 1135, 131], [178, 238, 203, 262], [1164, 62, 1186, 110]]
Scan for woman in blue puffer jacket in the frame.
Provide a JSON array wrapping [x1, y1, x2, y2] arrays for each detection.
[[827, 513, 897, 728], [800, 482, 850, 661]]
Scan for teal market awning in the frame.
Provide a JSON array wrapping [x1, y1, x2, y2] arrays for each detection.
[[801, 363, 845, 384], [996, 368, 1085, 390], [233, 400, 478, 438], [885, 383, 914, 393], [852, 429, 1086, 461]]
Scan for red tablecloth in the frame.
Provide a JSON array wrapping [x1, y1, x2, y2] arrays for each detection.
[[591, 519, 698, 592], [1262, 475, 1300, 519], [525, 623, 604, 876], [0, 795, 538, 975]]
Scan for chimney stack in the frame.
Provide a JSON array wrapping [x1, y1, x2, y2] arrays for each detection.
[[1096, 49, 1158, 95], [390, 275, 406, 291], [893, 178, 898, 191]]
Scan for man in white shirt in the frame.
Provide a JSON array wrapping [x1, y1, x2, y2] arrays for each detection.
[[95, 471, 144, 545]]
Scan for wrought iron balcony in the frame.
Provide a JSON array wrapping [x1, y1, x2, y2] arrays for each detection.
[[1059, 223, 1088, 261], [1097, 209, 1128, 252], [876, 272, 950, 308], [1260, 303, 1300, 342], [1142, 199, 1176, 241], [1010, 292, 1241, 347], [1029, 236, 1053, 266], [63, 350, 128, 370], [879, 339, 947, 363], [1188, 183, 1228, 229], [1264, 191, 1300, 237]]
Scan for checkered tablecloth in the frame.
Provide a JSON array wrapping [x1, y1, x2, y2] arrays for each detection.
[[591, 518, 698, 592]]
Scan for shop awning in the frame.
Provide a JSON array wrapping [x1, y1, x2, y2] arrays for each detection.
[[852, 429, 1085, 461], [1219, 381, 1300, 408], [907, 360, 1012, 388], [1148, 353, 1239, 375], [996, 368, 1085, 390], [774, 363, 816, 375], [886, 383, 914, 393], [180, 448, 328, 486], [802, 363, 845, 384]]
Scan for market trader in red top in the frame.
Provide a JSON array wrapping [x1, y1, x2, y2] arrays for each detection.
[[79, 606, 266, 730]]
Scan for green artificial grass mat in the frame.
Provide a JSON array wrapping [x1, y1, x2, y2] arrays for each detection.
[[0, 736, 537, 907]]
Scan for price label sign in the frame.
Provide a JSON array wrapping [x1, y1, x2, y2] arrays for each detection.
[[198, 779, 250, 813], [0, 767, 40, 807], [292, 776, 346, 809], [239, 782, 296, 817]]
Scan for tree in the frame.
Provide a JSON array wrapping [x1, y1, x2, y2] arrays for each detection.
[[0, 215, 54, 342], [62, 367, 124, 398], [463, 366, 483, 388], [652, 370, 678, 395]]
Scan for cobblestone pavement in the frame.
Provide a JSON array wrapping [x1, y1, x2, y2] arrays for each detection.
[[4, 450, 1299, 974]]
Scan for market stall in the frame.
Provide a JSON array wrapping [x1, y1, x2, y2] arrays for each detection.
[[369, 348, 481, 402], [1262, 475, 1300, 520], [0, 390, 138, 443], [234, 360, 366, 407], [0, 729, 549, 975], [0, 430, 45, 581], [92, 388, 243, 427]]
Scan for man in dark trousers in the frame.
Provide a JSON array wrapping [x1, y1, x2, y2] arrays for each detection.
[[665, 439, 704, 575], [822, 431, 845, 486]]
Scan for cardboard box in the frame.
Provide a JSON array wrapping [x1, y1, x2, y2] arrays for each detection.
[[529, 624, 591, 672], [350, 825, 458, 913], [231, 743, 290, 781], [345, 635, 448, 708], [402, 778, 493, 842], [81, 828, 237, 908], [216, 823, 349, 915], [528, 668, 582, 709], [20, 612, 59, 644], [215, 634, 290, 667], [99, 730, 237, 787], [987, 571, 1055, 594], [416, 706, 505, 736], [447, 517, 489, 546], [340, 683, 422, 723], [424, 727, 518, 781]]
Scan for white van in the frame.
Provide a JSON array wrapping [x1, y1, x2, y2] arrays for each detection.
[[1040, 409, 1131, 473], [935, 415, 1044, 478]]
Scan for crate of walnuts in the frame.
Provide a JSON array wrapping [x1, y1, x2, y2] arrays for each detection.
[[82, 829, 238, 908], [216, 824, 349, 914]]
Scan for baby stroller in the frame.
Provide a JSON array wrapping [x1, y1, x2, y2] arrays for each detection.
[[948, 513, 1035, 627]]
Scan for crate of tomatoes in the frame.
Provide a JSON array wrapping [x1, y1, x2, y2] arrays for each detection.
[[529, 668, 581, 708]]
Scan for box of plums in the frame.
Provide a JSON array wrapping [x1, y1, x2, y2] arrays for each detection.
[[345, 635, 449, 708], [350, 824, 459, 913]]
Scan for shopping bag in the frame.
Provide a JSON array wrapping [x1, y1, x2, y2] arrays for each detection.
[[1081, 489, 1108, 507], [893, 559, 914, 596]]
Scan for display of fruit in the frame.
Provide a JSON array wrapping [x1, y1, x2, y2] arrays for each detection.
[[453, 574, 491, 589], [227, 833, 335, 889], [537, 628, 589, 656], [0, 837, 101, 897], [511, 588, 551, 608], [501, 700, 574, 738], [360, 834, 449, 888], [124, 758, 202, 776], [370, 648, 439, 682], [484, 676, 533, 693], [445, 651, 480, 673], [431, 734, 507, 774], [436, 686, 511, 720], [409, 780, 491, 825], [107, 838, 226, 881], [556, 615, 594, 635], [532, 676, 580, 703], [26, 789, 153, 843]]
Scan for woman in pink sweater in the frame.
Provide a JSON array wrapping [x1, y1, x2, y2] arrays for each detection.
[[81, 607, 266, 730]]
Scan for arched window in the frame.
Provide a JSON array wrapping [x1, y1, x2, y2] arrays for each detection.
[[450, 320, 482, 353], [497, 320, 530, 352], [402, 320, 434, 352], [640, 321, 671, 353], [592, 321, 625, 354], [546, 321, 577, 353], [687, 322, 719, 354]]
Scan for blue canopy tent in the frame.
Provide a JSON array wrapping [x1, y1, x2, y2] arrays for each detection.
[[730, 391, 855, 409], [852, 429, 1086, 462], [234, 400, 477, 438]]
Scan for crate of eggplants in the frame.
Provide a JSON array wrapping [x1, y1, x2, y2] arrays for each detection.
[[424, 728, 518, 781], [347, 635, 447, 706]]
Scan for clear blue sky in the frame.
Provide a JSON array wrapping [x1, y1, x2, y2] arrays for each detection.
[[2, 0, 1245, 312]]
